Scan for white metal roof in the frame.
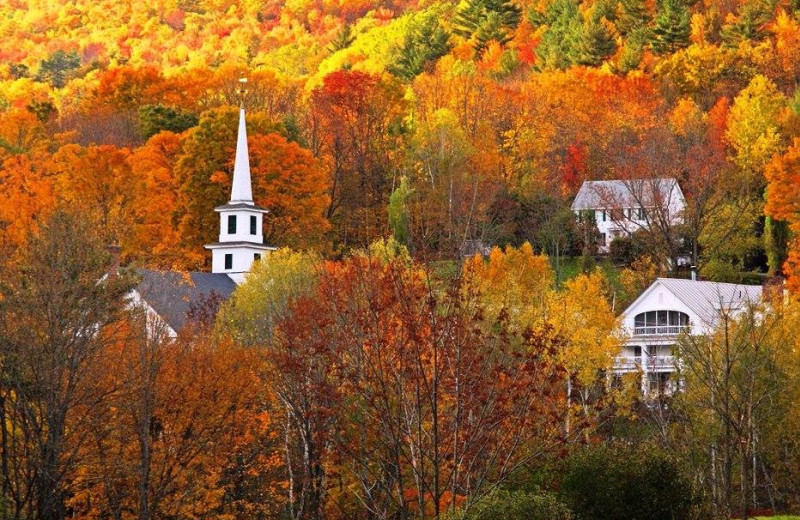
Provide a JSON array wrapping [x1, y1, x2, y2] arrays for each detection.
[[635, 278, 763, 330], [571, 178, 684, 210]]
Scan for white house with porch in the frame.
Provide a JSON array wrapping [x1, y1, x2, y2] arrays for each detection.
[[614, 278, 762, 396], [571, 178, 686, 253]]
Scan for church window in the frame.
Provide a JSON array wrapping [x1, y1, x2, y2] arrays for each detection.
[[250, 215, 257, 235], [224, 254, 232, 270], [228, 215, 237, 234], [254, 253, 261, 261]]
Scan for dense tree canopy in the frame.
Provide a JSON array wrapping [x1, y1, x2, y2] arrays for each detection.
[[3, 0, 800, 517]]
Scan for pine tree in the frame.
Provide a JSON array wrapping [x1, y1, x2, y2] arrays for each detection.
[[389, 16, 451, 80], [535, 0, 584, 69], [618, 26, 649, 71], [578, 13, 618, 66], [616, 0, 651, 35], [651, 0, 691, 54], [328, 23, 355, 53], [720, 0, 775, 47], [36, 50, 81, 88], [454, 0, 522, 54]]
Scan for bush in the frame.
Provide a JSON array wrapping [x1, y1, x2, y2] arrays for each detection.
[[559, 444, 699, 520], [609, 234, 644, 266], [454, 490, 572, 520], [138, 104, 199, 140]]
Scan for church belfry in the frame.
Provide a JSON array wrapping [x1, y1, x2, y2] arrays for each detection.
[[205, 78, 275, 284]]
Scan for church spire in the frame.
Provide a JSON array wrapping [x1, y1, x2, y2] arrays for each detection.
[[204, 77, 276, 284], [230, 78, 253, 204]]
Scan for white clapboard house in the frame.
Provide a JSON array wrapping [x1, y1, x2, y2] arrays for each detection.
[[571, 178, 686, 253]]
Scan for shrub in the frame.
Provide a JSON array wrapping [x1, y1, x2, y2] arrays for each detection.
[[559, 444, 699, 520], [609, 233, 645, 266]]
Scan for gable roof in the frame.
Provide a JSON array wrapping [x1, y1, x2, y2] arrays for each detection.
[[571, 178, 684, 210], [624, 278, 763, 329], [134, 270, 237, 333]]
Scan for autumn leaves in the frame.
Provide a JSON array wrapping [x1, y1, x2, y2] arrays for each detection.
[[215, 243, 622, 518]]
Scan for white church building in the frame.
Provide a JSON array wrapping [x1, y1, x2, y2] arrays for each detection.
[[131, 103, 275, 337], [614, 277, 762, 397]]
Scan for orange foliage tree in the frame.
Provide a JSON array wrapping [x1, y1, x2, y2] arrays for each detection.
[[268, 252, 566, 519], [765, 138, 800, 293], [244, 132, 330, 249], [127, 131, 185, 268], [69, 313, 284, 520], [310, 70, 408, 251]]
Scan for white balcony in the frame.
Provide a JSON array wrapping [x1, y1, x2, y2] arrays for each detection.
[[614, 355, 677, 373], [633, 325, 690, 336]]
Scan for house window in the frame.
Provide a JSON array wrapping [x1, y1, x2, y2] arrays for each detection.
[[634, 310, 690, 335], [224, 254, 233, 270], [636, 208, 644, 220], [228, 215, 237, 234], [250, 215, 257, 235], [601, 211, 607, 222], [254, 253, 261, 261]]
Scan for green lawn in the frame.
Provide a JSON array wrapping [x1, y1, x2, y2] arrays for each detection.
[[550, 256, 622, 290]]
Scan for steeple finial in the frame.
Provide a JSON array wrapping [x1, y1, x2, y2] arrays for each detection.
[[237, 77, 248, 109], [230, 78, 253, 203]]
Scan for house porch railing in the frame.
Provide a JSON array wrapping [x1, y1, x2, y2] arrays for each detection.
[[614, 355, 677, 372], [633, 325, 690, 335]]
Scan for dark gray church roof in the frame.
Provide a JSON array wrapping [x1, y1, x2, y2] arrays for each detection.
[[134, 270, 237, 333]]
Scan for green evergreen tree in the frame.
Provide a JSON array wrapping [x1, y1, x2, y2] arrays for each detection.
[[651, 0, 691, 54], [617, 26, 649, 71], [535, 0, 584, 69], [578, 12, 618, 66], [328, 23, 355, 53], [389, 16, 451, 80], [36, 50, 81, 88], [616, 0, 651, 35], [138, 105, 199, 140], [26, 100, 57, 123], [9, 63, 28, 79], [720, 0, 775, 47], [594, 0, 619, 23], [454, 0, 522, 54], [764, 216, 789, 276]]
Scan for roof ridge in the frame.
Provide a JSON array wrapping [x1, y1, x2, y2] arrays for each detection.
[[656, 277, 762, 288]]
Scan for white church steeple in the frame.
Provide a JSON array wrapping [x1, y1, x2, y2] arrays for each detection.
[[230, 106, 254, 203], [204, 79, 276, 284]]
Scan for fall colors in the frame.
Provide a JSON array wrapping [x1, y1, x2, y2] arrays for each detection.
[[2, 0, 800, 519]]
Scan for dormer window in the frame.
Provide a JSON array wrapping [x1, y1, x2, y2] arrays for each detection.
[[634, 310, 689, 335], [228, 215, 237, 234]]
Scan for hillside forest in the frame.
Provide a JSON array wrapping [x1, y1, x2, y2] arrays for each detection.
[[2, 0, 800, 518]]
